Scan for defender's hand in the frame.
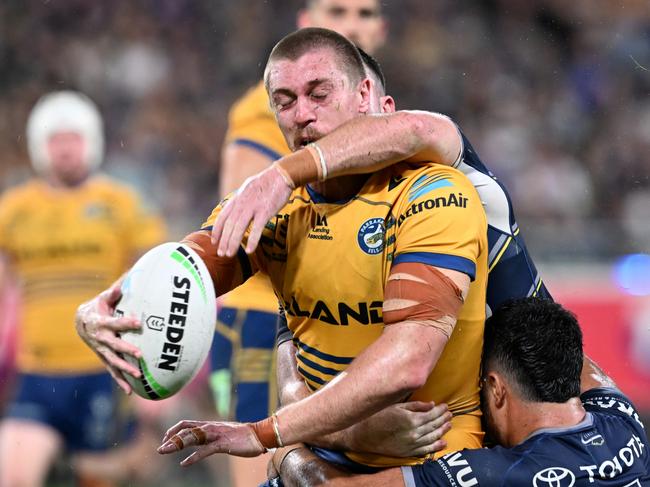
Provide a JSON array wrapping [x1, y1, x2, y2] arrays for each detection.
[[211, 165, 292, 258], [158, 420, 266, 466], [348, 401, 452, 457], [75, 281, 142, 394]]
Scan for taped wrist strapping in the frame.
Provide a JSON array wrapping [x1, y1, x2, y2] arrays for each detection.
[[272, 143, 327, 189], [252, 414, 284, 450]]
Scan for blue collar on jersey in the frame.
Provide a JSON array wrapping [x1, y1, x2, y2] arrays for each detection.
[[305, 183, 356, 204]]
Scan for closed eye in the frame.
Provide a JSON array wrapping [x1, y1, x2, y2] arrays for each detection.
[[273, 96, 295, 111]]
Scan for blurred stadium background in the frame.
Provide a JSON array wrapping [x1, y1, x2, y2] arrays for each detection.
[[0, 0, 648, 485]]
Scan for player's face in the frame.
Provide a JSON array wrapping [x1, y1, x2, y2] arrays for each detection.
[[267, 48, 371, 152], [480, 372, 510, 447], [299, 0, 386, 55], [46, 131, 89, 186], [480, 378, 500, 445]]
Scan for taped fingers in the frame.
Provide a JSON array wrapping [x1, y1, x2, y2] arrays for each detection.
[[170, 434, 184, 450], [163, 420, 201, 443], [190, 427, 207, 445], [161, 427, 203, 454]]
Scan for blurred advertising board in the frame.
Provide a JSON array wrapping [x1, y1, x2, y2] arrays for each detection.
[[543, 261, 650, 410]]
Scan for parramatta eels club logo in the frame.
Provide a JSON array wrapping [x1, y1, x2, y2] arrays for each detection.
[[357, 218, 385, 255]]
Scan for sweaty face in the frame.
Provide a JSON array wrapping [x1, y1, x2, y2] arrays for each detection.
[[267, 49, 369, 152], [46, 131, 89, 186], [300, 0, 386, 55]]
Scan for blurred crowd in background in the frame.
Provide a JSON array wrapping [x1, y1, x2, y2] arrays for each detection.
[[0, 0, 648, 259], [0, 2, 648, 486]]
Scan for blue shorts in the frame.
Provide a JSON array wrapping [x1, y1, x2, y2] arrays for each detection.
[[211, 306, 277, 422], [310, 447, 381, 474], [4, 371, 134, 452]]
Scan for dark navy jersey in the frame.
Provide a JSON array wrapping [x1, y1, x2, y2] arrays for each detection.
[[404, 388, 649, 486], [276, 129, 552, 347], [453, 131, 551, 314]]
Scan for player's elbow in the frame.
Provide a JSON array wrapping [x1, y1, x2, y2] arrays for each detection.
[[400, 110, 450, 141], [391, 355, 438, 394], [384, 328, 450, 395], [400, 110, 459, 162]]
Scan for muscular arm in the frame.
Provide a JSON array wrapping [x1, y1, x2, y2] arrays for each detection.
[[308, 110, 461, 178], [275, 334, 451, 457], [580, 355, 617, 393], [212, 111, 462, 257], [274, 446, 403, 487], [277, 340, 312, 406], [274, 268, 468, 446]]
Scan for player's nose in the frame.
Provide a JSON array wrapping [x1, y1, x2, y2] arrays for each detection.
[[294, 96, 317, 125]]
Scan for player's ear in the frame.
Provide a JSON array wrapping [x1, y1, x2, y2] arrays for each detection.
[[380, 95, 396, 114], [358, 78, 371, 114], [487, 372, 507, 408]]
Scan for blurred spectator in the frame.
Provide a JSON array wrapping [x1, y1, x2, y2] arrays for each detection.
[[0, 0, 647, 253], [0, 90, 166, 487]]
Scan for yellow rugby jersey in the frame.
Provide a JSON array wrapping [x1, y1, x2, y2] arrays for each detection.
[[0, 176, 165, 374], [203, 162, 488, 467], [220, 80, 290, 313]]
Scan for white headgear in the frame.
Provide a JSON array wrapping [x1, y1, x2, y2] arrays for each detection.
[[26, 90, 105, 174]]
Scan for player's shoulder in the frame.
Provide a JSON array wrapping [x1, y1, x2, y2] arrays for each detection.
[[387, 161, 478, 196], [581, 387, 646, 431], [228, 80, 273, 125], [0, 179, 35, 201], [0, 178, 45, 213], [380, 162, 484, 220]]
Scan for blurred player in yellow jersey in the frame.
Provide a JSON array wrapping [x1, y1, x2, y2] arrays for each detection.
[[211, 1, 386, 484], [0, 91, 165, 487]]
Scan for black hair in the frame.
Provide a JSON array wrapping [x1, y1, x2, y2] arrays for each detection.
[[483, 298, 583, 403], [266, 27, 366, 87], [357, 46, 386, 92]]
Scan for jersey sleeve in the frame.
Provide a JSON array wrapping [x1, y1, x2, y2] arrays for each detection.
[[392, 167, 486, 280], [199, 196, 264, 283], [224, 82, 290, 161], [275, 306, 293, 347], [404, 449, 510, 487], [581, 387, 647, 437]]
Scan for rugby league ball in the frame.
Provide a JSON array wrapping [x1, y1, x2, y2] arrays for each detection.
[[115, 242, 216, 400]]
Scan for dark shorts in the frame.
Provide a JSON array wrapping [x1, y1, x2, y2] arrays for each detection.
[[310, 447, 382, 474], [4, 371, 134, 452], [211, 306, 278, 422]]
